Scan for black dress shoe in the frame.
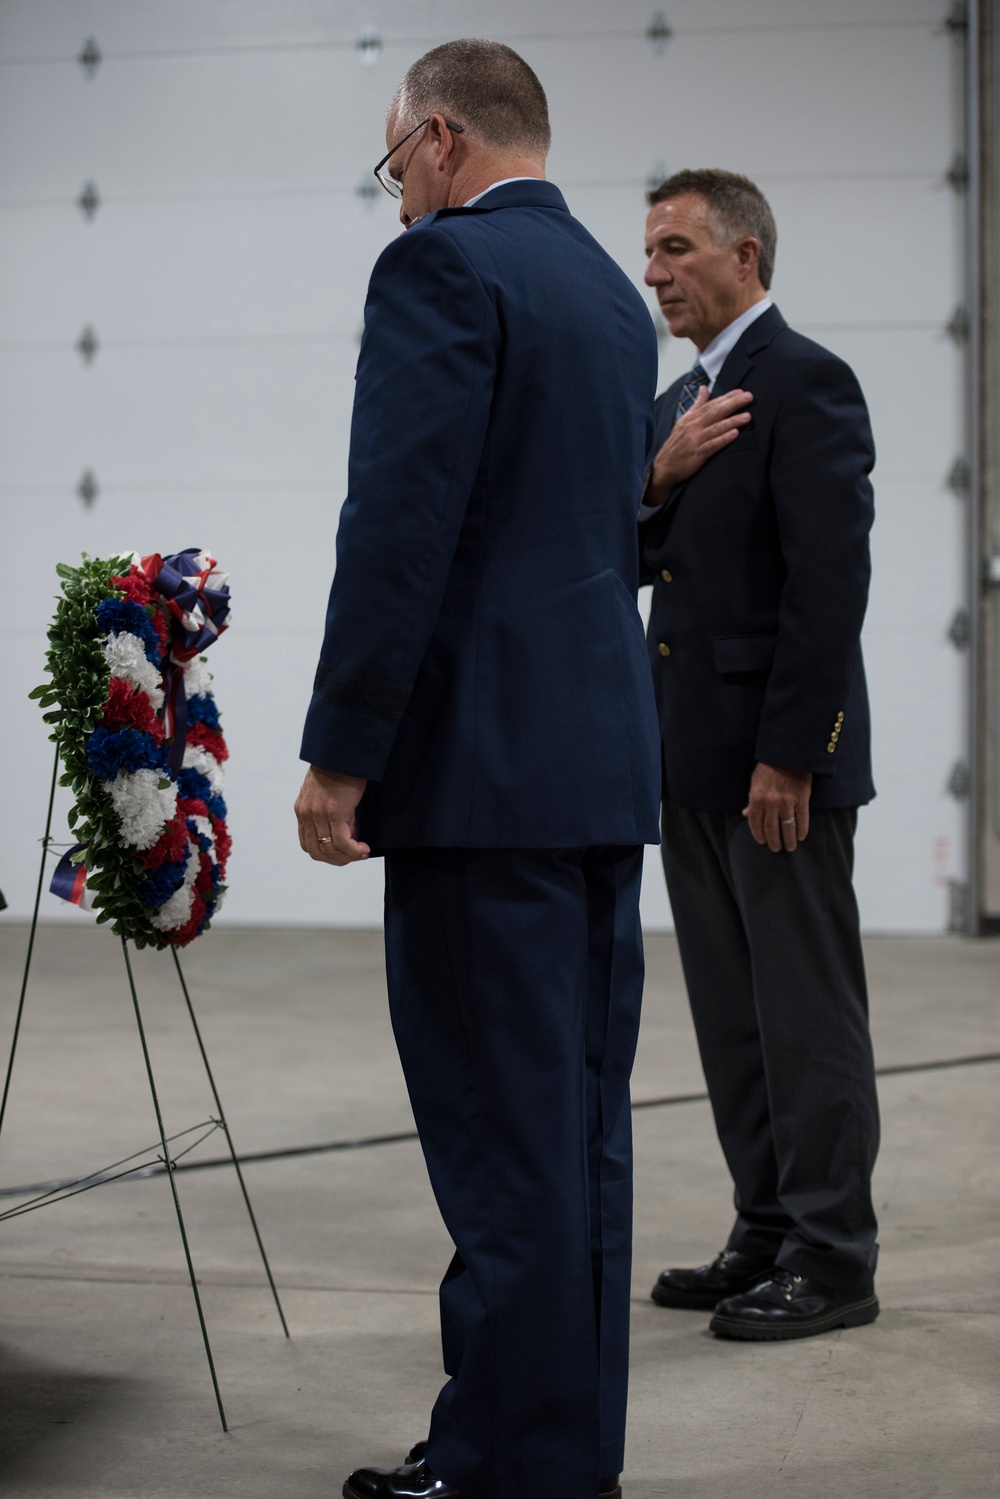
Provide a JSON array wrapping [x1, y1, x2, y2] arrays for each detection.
[[709, 1267, 879, 1341], [399, 1445, 621, 1499], [650, 1248, 775, 1310], [344, 1457, 467, 1499]]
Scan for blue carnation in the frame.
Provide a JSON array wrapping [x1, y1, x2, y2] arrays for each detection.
[[178, 767, 227, 821], [186, 693, 220, 730], [138, 856, 189, 910], [96, 598, 162, 665], [86, 727, 168, 781]]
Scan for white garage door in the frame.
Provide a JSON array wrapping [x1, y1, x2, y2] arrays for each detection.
[[0, 0, 964, 932]]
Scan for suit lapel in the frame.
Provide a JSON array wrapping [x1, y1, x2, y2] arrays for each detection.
[[655, 305, 788, 522]]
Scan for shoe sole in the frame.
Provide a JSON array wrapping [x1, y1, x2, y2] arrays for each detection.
[[709, 1295, 880, 1341], [650, 1283, 731, 1311], [346, 1480, 619, 1499]]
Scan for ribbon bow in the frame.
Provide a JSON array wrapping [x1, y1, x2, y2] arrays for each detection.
[[134, 549, 231, 774], [136, 549, 231, 664]]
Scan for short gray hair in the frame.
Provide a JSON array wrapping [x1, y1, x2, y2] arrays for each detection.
[[647, 168, 777, 290], [391, 39, 551, 159]]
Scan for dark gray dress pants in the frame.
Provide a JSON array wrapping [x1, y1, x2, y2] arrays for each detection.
[[661, 796, 880, 1289]]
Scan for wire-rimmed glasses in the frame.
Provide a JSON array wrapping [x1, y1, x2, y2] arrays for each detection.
[[373, 117, 465, 199]]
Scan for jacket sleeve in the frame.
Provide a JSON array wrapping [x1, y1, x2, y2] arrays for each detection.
[[300, 223, 498, 779], [637, 388, 677, 587], [754, 355, 875, 775]]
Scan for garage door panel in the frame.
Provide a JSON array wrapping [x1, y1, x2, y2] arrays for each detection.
[[545, 27, 951, 182], [0, 343, 355, 484], [0, 197, 399, 342], [866, 479, 965, 633], [0, 2, 942, 61]]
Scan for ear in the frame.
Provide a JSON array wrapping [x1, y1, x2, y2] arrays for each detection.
[[734, 236, 762, 284], [427, 112, 460, 174]]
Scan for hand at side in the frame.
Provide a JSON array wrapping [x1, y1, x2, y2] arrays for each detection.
[[646, 386, 754, 507], [742, 762, 812, 852], [295, 765, 370, 865]]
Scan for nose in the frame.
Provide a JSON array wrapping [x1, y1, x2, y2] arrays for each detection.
[[644, 255, 669, 288], [399, 203, 411, 228]]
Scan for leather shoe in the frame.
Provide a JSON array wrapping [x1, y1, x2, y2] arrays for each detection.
[[400, 1445, 621, 1498], [344, 1457, 467, 1499], [650, 1248, 775, 1310], [709, 1267, 880, 1341]]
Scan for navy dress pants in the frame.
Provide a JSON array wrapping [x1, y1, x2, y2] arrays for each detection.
[[660, 797, 880, 1289], [383, 846, 645, 1499]]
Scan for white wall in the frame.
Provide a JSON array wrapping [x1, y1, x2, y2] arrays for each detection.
[[0, 0, 966, 932]]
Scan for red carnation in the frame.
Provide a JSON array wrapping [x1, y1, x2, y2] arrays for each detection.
[[166, 892, 207, 947], [138, 816, 190, 870], [109, 565, 154, 608], [212, 819, 231, 878], [149, 608, 170, 654], [194, 848, 215, 897], [178, 796, 210, 822], [101, 677, 165, 743], [186, 722, 229, 762]]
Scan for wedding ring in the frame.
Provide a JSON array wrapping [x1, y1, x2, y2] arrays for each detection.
[[781, 817, 796, 825], [317, 836, 333, 844]]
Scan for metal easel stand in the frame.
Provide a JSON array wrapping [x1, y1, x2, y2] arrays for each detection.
[[0, 743, 289, 1432]]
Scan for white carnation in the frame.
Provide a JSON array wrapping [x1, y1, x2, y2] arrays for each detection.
[[101, 632, 165, 710], [182, 744, 224, 795], [190, 813, 215, 845], [103, 768, 177, 850], [150, 840, 200, 931], [182, 655, 214, 698]]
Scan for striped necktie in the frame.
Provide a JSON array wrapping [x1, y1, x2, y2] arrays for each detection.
[[675, 362, 710, 420]]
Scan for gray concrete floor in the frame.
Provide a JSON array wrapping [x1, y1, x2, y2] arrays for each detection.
[[0, 922, 997, 1498]]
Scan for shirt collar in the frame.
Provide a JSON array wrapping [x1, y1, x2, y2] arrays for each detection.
[[697, 297, 773, 387], [462, 176, 545, 208]]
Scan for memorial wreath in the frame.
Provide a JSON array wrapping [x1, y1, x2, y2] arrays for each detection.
[[31, 550, 232, 949]]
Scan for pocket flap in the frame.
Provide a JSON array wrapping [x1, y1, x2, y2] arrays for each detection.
[[713, 635, 777, 674]]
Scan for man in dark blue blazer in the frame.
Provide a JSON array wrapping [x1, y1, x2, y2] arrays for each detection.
[[295, 41, 660, 1499], [639, 170, 881, 1341]]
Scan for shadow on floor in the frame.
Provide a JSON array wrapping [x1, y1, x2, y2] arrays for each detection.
[[0, 1340, 138, 1482]]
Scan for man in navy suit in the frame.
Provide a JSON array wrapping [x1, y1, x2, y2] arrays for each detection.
[[295, 41, 660, 1499], [639, 170, 881, 1341]]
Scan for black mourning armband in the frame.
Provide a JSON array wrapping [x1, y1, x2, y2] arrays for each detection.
[[313, 661, 411, 721]]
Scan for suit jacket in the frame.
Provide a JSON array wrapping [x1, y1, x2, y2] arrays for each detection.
[[640, 304, 876, 811], [301, 180, 662, 848]]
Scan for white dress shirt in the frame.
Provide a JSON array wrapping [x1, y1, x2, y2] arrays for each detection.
[[463, 176, 543, 207]]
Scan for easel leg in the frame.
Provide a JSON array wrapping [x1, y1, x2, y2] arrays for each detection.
[[0, 743, 60, 1148], [171, 949, 290, 1338], [121, 936, 228, 1432]]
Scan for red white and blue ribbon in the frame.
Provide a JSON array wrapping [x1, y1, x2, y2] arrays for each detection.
[[137, 549, 231, 663], [49, 845, 92, 909]]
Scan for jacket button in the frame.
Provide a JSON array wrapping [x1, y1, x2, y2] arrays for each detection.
[[660, 568, 673, 583], [658, 642, 671, 657], [827, 741, 836, 753], [836, 711, 845, 722]]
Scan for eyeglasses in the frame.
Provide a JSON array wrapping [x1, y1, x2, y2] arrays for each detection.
[[373, 116, 465, 199]]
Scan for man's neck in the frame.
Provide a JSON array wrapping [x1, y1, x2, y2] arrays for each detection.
[[695, 290, 769, 353], [446, 158, 546, 208]]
